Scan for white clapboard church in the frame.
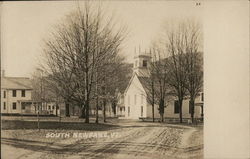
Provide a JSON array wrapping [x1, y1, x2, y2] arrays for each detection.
[[123, 50, 203, 120]]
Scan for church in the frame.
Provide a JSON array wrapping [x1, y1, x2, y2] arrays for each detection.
[[123, 50, 204, 121]]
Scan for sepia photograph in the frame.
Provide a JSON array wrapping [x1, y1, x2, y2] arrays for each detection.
[[0, 1, 249, 159]]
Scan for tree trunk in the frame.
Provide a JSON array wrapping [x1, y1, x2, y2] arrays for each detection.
[[179, 99, 183, 123], [112, 102, 116, 116], [84, 65, 90, 123], [55, 103, 58, 116], [37, 103, 40, 131], [152, 88, 155, 122], [152, 103, 155, 122], [80, 106, 86, 118], [85, 101, 89, 123], [159, 99, 164, 122], [190, 99, 195, 123], [95, 97, 99, 123], [65, 103, 70, 117], [103, 100, 106, 123], [201, 105, 204, 122]]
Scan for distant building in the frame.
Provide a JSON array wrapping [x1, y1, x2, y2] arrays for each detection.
[[123, 51, 204, 120], [1, 73, 34, 114], [1, 71, 60, 115]]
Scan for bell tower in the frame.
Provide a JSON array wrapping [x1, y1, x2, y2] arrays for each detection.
[[133, 47, 151, 77]]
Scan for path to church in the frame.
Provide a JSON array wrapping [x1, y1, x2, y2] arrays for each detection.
[[1, 120, 203, 159]]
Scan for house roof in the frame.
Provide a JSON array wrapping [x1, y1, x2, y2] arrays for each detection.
[[123, 52, 203, 99], [123, 73, 136, 95], [1, 77, 32, 90], [138, 74, 176, 98], [124, 73, 156, 97]]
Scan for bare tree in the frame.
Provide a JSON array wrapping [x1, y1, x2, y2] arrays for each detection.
[[138, 47, 171, 122], [185, 52, 203, 123], [143, 68, 157, 122], [94, 56, 129, 123], [151, 48, 172, 122], [162, 19, 202, 123], [181, 22, 203, 123], [41, 2, 126, 123], [138, 51, 157, 122], [31, 68, 54, 130]]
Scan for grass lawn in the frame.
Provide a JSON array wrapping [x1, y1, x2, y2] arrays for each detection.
[[1, 119, 120, 131]]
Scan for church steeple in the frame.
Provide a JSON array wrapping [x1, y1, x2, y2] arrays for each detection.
[[133, 47, 151, 77]]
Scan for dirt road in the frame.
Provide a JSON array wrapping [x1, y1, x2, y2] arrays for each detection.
[[1, 121, 203, 159]]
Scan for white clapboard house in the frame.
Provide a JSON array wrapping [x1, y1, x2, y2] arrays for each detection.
[[123, 51, 203, 120], [1, 73, 35, 114], [1, 71, 60, 115]]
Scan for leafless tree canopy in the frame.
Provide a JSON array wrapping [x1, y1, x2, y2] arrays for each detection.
[[144, 19, 203, 123], [39, 3, 127, 123], [163, 20, 202, 123]]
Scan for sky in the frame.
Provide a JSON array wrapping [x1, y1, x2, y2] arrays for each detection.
[[1, 1, 202, 77]]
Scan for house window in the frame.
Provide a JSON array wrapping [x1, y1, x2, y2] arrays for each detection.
[[21, 90, 25, 97], [3, 91, 6, 98], [141, 106, 143, 116], [3, 102, 6, 110], [52, 106, 55, 109], [128, 106, 130, 116], [201, 93, 204, 101], [134, 94, 137, 105], [143, 60, 147, 67], [21, 103, 25, 110], [12, 90, 16, 97], [174, 100, 179, 114], [12, 102, 16, 110], [48, 106, 51, 110]]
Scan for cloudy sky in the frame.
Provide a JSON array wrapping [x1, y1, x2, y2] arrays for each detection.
[[1, 1, 202, 77]]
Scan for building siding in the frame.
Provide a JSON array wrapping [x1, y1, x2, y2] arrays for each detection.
[[125, 74, 203, 120], [1, 89, 32, 114], [125, 75, 148, 119]]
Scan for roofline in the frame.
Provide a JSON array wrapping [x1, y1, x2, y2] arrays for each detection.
[[2, 76, 32, 90], [124, 73, 147, 96], [17, 100, 39, 102], [1, 88, 33, 90], [123, 73, 137, 95], [3, 76, 30, 79]]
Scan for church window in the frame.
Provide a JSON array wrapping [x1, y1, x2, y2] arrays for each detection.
[[141, 106, 143, 116], [128, 106, 130, 116], [143, 60, 147, 67]]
